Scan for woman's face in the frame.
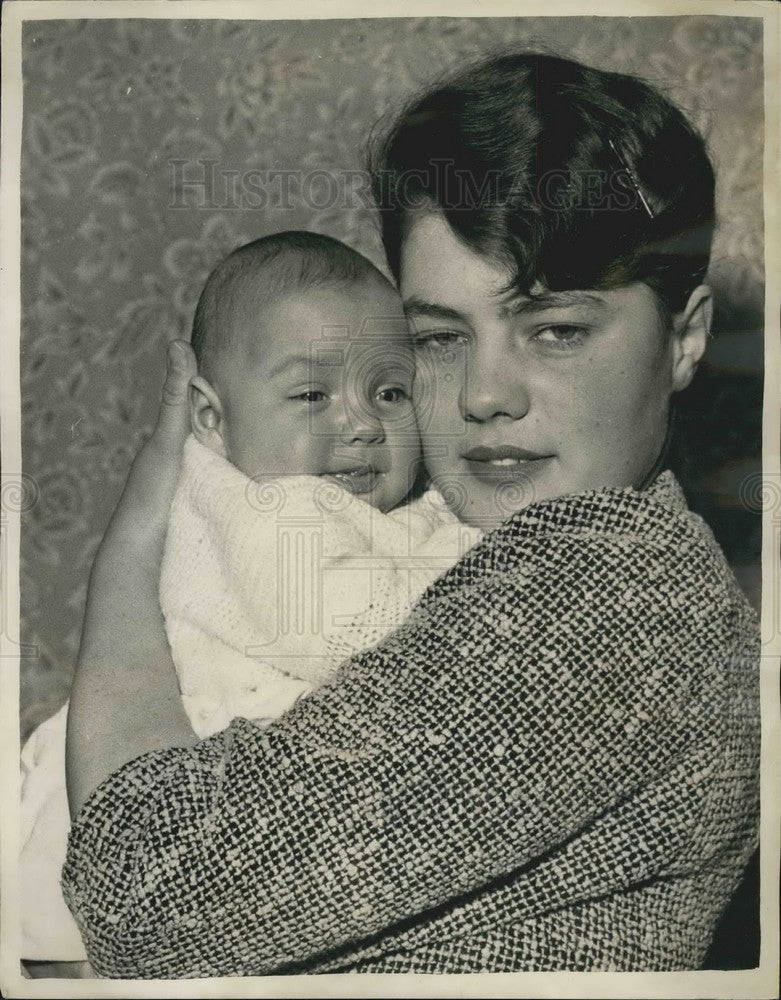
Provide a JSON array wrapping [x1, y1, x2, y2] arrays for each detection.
[[400, 213, 708, 531]]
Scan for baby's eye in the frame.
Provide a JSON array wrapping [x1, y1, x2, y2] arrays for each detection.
[[533, 325, 588, 348], [375, 385, 410, 405], [291, 390, 328, 403]]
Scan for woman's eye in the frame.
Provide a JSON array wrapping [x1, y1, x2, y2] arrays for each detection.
[[291, 390, 327, 403], [414, 330, 467, 349], [534, 325, 588, 348], [376, 386, 409, 404]]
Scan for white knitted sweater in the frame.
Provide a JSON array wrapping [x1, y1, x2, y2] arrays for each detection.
[[160, 435, 482, 737]]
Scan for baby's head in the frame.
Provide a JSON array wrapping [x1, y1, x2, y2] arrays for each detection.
[[189, 231, 421, 512]]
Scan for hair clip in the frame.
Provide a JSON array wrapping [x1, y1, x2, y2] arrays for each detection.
[[607, 138, 655, 220]]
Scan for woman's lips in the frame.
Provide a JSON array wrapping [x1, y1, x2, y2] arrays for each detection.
[[461, 445, 553, 480], [462, 445, 552, 463]]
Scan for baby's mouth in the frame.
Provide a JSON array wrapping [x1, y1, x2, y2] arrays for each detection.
[[322, 464, 381, 496]]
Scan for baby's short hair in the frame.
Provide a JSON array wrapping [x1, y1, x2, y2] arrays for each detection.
[[191, 231, 390, 376]]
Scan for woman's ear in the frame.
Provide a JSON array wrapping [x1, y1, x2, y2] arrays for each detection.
[[671, 284, 712, 392], [189, 375, 228, 457]]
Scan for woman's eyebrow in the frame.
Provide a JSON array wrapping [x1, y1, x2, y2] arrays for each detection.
[[403, 292, 605, 323], [507, 290, 606, 315], [402, 297, 467, 323]]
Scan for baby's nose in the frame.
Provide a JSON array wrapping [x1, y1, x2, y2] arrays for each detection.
[[338, 399, 385, 445]]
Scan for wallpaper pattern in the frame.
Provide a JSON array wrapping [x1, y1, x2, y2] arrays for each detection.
[[18, 16, 765, 739]]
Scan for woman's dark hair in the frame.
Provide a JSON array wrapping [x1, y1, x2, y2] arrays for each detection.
[[370, 52, 715, 317]]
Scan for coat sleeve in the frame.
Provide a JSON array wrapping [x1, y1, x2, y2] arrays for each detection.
[[61, 526, 753, 978]]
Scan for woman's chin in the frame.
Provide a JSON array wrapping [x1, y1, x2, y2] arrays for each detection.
[[431, 459, 559, 530], [432, 479, 540, 532]]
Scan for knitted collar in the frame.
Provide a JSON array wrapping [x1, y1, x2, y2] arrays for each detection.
[[495, 469, 689, 542], [419, 471, 697, 600]]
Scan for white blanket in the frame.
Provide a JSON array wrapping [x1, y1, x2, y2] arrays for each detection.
[[20, 435, 481, 960], [161, 436, 480, 736]]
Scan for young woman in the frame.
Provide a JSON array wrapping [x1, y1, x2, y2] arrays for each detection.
[[61, 52, 760, 976]]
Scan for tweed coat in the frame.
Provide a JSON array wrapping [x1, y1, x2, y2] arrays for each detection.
[[62, 472, 760, 977]]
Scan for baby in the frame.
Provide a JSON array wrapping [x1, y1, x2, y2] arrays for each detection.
[[162, 230, 483, 733], [20, 231, 482, 964]]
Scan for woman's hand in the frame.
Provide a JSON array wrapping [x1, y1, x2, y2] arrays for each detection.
[[66, 341, 199, 818], [101, 339, 198, 560]]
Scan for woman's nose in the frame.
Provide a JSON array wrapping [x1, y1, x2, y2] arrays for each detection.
[[459, 345, 530, 423]]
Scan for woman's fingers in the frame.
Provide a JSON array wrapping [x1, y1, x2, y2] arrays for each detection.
[[154, 340, 197, 446], [103, 340, 197, 546]]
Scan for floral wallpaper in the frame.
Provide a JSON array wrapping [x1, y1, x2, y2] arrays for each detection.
[[18, 15, 765, 740]]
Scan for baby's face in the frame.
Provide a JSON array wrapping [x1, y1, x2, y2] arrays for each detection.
[[215, 280, 421, 512]]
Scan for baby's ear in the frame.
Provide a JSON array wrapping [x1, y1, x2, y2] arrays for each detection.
[[189, 375, 228, 457]]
